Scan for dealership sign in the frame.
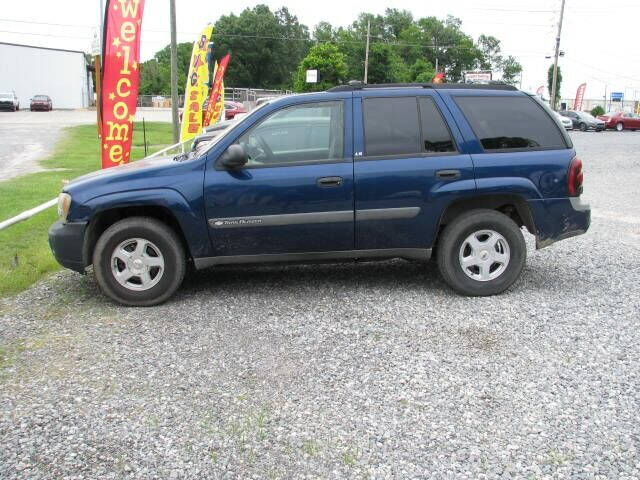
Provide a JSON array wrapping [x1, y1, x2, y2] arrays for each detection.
[[100, 0, 145, 169], [611, 92, 624, 102], [463, 70, 492, 83], [306, 69, 318, 83]]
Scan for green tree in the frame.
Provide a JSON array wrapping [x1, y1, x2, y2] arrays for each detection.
[[139, 59, 171, 95], [548, 64, 563, 107], [500, 56, 522, 86], [591, 105, 605, 117], [212, 5, 311, 89], [409, 58, 435, 83], [294, 43, 347, 92]]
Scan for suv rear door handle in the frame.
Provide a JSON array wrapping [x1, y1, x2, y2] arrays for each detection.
[[436, 169, 461, 180], [317, 176, 343, 187]]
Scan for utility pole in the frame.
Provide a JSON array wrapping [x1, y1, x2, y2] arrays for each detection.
[[95, 0, 104, 136], [363, 20, 370, 84], [169, 0, 180, 143], [434, 39, 438, 73], [604, 84, 608, 111], [550, 0, 566, 111]]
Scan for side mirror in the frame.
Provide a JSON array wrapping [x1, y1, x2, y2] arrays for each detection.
[[219, 144, 248, 169]]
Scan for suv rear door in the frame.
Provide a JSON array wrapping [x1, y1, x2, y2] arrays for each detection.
[[353, 90, 474, 251], [203, 97, 355, 257]]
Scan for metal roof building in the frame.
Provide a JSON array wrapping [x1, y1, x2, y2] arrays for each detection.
[[0, 42, 92, 109]]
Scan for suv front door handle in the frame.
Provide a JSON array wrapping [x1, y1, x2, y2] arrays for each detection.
[[436, 169, 461, 180], [317, 176, 343, 187]]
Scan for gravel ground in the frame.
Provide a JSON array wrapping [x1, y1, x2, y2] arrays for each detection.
[[1, 131, 639, 479]]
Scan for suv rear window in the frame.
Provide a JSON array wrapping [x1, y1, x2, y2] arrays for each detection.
[[455, 96, 567, 151], [363, 96, 456, 156], [418, 97, 456, 153], [364, 97, 420, 156]]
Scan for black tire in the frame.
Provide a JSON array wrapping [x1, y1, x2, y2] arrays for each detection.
[[579, 123, 587, 132], [616, 122, 624, 132], [93, 217, 186, 306], [436, 209, 526, 296]]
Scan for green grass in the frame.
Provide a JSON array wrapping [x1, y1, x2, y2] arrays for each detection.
[[0, 122, 174, 297]]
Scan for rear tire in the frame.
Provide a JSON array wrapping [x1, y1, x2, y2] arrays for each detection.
[[93, 217, 186, 306], [436, 209, 526, 296], [616, 122, 624, 132]]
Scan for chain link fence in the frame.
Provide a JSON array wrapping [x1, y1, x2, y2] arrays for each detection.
[[137, 88, 292, 108]]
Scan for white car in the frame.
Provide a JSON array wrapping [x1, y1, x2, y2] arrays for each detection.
[[554, 111, 572, 130]]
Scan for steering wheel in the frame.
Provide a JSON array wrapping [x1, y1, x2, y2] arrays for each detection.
[[255, 135, 274, 163]]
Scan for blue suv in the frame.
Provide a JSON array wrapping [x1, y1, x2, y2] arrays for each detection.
[[49, 83, 590, 306]]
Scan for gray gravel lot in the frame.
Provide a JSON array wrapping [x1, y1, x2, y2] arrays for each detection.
[[1, 131, 639, 479]]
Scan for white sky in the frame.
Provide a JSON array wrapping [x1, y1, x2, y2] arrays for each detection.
[[1, 0, 639, 101]]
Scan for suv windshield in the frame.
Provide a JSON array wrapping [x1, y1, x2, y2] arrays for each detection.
[[34, 95, 48, 100]]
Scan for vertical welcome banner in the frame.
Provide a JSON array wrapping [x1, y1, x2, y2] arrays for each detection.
[[180, 25, 214, 143], [101, 0, 145, 169], [573, 83, 587, 111], [203, 53, 231, 127]]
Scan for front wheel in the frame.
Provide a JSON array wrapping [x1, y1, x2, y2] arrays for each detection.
[[579, 123, 587, 132], [93, 217, 186, 306], [436, 209, 526, 296], [616, 122, 624, 132]]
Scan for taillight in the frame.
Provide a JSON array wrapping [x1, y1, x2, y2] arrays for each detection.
[[567, 157, 583, 196]]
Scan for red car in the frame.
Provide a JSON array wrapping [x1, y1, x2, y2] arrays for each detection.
[[224, 101, 247, 120], [30, 95, 52, 111], [598, 111, 640, 131]]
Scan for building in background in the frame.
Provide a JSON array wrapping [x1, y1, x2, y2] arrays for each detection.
[[0, 42, 92, 109]]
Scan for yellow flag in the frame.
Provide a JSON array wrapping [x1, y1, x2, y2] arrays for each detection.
[[180, 24, 213, 142]]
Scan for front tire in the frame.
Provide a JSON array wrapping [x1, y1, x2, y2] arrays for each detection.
[[436, 209, 526, 296], [579, 123, 587, 132], [616, 122, 624, 132], [93, 217, 186, 306]]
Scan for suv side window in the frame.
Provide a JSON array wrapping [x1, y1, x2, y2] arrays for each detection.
[[456, 96, 567, 151], [363, 97, 420, 156], [236, 101, 344, 167], [418, 97, 456, 153]]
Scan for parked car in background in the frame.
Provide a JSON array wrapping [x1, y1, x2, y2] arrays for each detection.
[[598, 111, 640, 131], [224, 101, 247, 120], [554, 111, 572, 130], [30, 95, 52, 111], [558, 110, 605, 131], [0, 92, 19, 111], [49, 83, 589, 306]]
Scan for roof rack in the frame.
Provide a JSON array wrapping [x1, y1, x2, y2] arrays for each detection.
[[327, 82, 518, 92]]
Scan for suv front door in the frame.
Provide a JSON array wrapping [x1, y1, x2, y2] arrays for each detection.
[[203, 98, 354, 258]]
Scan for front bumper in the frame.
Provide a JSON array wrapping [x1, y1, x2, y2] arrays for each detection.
[[48, 220, 88, 272], [527, 197, 591, 249]]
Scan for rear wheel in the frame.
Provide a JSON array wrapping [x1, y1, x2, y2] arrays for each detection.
[[616, 122, 624, 132], [93, 217, 186, 306], [436, 209, 526, 296]]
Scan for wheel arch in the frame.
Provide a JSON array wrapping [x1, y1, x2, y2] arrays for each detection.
[[434, 194, 535, 246], [83, 205, 193, 268]]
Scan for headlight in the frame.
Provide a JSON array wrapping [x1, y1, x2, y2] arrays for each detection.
[[57, 192, 72, 221]]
